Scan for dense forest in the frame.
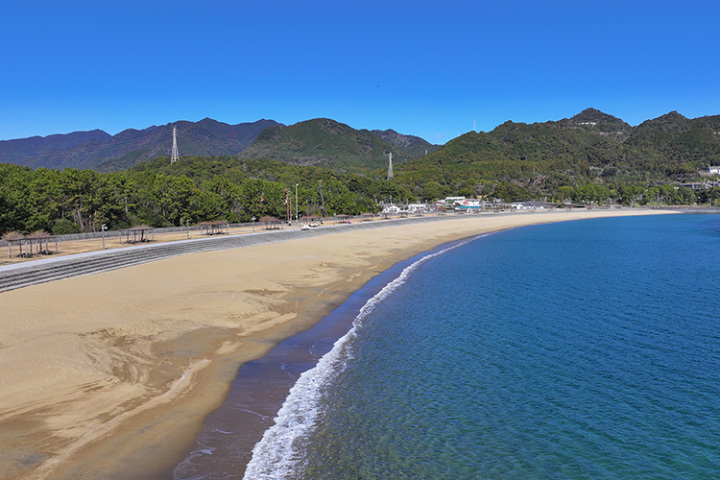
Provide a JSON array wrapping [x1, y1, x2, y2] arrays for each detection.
[[1, 154, 717, 237], [0, 158, 413, 236]]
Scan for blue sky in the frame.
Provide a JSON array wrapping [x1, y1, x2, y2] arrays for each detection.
[[2, 0, 719, 144]]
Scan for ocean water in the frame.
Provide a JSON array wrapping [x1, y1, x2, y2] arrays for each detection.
[[176, 214, 720, 480]]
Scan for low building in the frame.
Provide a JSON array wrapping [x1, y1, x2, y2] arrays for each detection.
[[512, 202, 545, 210], [453, 199, 484, 211]]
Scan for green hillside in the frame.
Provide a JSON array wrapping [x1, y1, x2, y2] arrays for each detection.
[[239, 118, 434, 173], [394, 109, 720, 198]]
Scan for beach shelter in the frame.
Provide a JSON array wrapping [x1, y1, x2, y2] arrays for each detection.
[[198, 220, 228, 235], [120, 225, 154, 244], [27, 231, 57, 256], [259, 216, 282, 230], [3, 231, 25, 258]]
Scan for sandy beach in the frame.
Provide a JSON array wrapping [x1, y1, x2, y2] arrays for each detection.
[[0, 209, 672, 480]]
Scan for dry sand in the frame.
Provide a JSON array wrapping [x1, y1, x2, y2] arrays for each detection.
[[0, 209, 672, 480]]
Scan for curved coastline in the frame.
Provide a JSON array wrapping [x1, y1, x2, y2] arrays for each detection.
[[239, 235, 480, 479], [176, 234, 481, 480], [0, 209, 674, 480]]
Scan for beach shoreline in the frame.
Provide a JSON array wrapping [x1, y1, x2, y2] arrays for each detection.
[[0, 209, 674, 480]]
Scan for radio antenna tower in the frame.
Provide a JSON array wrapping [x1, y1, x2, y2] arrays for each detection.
[[387, 152, 394, 180], [170, 126, 180, 164]]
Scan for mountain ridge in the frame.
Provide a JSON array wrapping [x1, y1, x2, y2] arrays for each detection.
[[0, 119, 281, 171], [0, 117, 435, 173], [395, 108, 720, 193], [238, 118, 438, 173], [3, 109, 720, 182]]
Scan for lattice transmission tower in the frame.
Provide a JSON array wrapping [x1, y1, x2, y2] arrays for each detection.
[[170, 126, 180, 164], [387, 152, 394, 180]]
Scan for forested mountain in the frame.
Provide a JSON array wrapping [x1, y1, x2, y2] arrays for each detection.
[[372, 128, 441, 158], [624, 112, 720, 167], [238, 118, 436, 173], [0, 118, 435, 174], [0, 119, 281, 171], [394, 108, 720, 198], [0, 130, 111, 165], [555, 108, 633, 141]]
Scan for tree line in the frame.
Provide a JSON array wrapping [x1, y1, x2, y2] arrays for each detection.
[[1, 156, 717, 237], [0, 158, 412, 236]]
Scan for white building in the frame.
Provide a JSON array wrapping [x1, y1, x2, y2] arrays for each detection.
[[512, 202, 544, 210]]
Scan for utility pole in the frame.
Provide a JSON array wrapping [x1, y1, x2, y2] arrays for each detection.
[[285, 188, 291, 224], [295, 183, 299, 221]]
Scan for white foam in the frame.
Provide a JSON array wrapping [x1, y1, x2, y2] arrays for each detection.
[[241, 236, 482, 480]]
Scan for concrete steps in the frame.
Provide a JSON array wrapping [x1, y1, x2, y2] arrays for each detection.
[[0, 228, 308, 293], [0, 215, 451, 294]]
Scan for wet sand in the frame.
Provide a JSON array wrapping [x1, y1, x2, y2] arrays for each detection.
[[0, 209, 672, 480]]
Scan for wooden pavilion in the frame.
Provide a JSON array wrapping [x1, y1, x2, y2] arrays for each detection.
[[120, 225, 154, 244], [198, 220, 228, 235], [27, 231, 58, 256], [2, 231, 58, 258], [3, 232, 27, 258], [259, 216, 283, 230]]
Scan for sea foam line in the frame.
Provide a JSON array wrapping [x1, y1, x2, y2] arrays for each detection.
[[241, 235, 484, 480]]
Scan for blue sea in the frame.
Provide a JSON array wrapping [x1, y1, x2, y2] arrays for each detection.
[[174, 214, 720, 480]]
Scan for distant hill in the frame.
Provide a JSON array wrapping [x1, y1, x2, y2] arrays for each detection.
[[396, 108, 720, 191], [0, 118, 436, 174], [624, 111, 720, 166], [4, 109, 720, 189], [238, 118, 438, 173], [372, 129, 440, 158], [0, 130, 111, 165], [0, 119, 281, 171], [555, 108, 633, 141]]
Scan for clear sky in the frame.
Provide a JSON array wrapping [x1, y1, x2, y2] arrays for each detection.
[[2, 0, 719, 144]]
